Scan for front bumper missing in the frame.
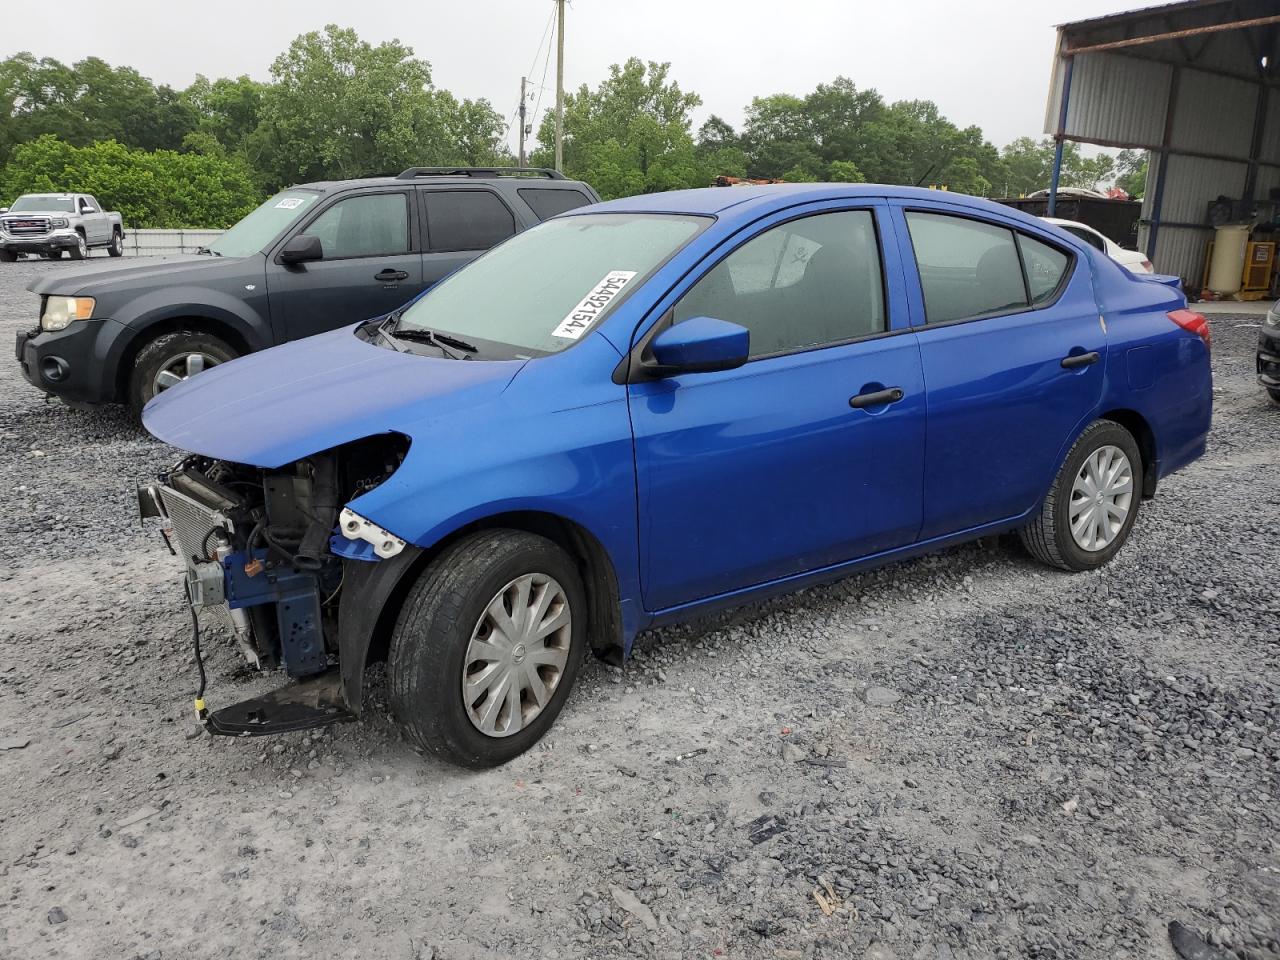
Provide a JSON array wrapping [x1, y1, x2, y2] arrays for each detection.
[[140, 479, 354, 737]]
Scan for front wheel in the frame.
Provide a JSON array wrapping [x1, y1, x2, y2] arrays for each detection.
[[107, 230, 124, 257], [128, 329, 237, 414], [0, 249, 16, 263], [67, 233, 87, 260], [1019, 420, 1143, 571], [388, 530, 588, 768], [1267, 387, 1280, 408]]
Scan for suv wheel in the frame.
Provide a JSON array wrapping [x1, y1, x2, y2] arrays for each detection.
[[129, 329, 237, 413], [107, 230, 124, 257], [388, 530, 588, 768], [67, 232, 88, 260], [1019, 420, 1143, 571], [0, 249, 15, 263]]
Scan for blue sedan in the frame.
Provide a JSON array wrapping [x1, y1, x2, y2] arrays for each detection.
[[142, 183, 1213, 766]]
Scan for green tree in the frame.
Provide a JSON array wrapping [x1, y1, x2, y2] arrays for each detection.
[[246, 25, 504, 190], [1115, 149, 1148, 198], [182, 75, 266, 154], [0, 135, 260, 227], [532, 58, 705, 198]]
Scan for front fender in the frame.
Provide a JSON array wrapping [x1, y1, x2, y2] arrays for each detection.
[[113, 284, 273, 350], [336, 546, 425, 714]]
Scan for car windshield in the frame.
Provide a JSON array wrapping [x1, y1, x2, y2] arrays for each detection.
[[10, 196, 75, 213], [208, 189, 322, 257], [396, 213, 707, 356]]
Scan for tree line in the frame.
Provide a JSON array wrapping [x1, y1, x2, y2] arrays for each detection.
[[0, 28, 1148, 229]]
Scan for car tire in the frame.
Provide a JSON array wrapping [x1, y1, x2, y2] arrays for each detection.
[[40, 251, 62, 260], [107, 230, 124, 257], [1019, 419, 1143, 572], [67, 232, 87, 260], [388, 529, 588, 768], [0, 249, 16, 263], [128, 329, 237, 414], [1267, 387, 1280, 407]]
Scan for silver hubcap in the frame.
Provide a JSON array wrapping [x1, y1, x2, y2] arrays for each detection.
[[77, 237, 86, 255], [154, 352, 219, 393], [462, 573, 571, 738], [1069, 444, 1133, 551]]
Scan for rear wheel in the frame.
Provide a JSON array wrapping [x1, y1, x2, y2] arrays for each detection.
[[67, 232, 87, 260], [128, 329, 237, 414], [1019, 420, 1143, 571], [107, 229, 124, 257], [388, 529, 588, 768]]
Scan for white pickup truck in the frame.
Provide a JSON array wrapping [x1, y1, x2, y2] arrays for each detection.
[[0, 193, 126, 261]]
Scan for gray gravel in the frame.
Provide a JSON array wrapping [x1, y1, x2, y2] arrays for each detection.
[[0, 256, 1277, 960]]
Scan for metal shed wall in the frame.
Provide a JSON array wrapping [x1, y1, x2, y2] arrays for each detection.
[[1045, 2, 1280, 285]]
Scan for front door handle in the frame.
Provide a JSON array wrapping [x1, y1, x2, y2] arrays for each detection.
[[376, 269, 408, 282], [1060, 351, 1100, 369], [849, 386, 904, 409]]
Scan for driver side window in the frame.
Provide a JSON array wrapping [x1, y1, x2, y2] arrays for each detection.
[[672, 210, 886, 358], [304, 192, 410, 260]]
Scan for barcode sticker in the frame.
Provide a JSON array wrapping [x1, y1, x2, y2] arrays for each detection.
[[551, 271, 638, 340]]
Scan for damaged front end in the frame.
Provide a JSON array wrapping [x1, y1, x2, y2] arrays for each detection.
[[138, 434, 413, 736]]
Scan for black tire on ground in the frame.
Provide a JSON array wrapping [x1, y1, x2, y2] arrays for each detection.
[[40, 251, 62, 260], [0, 249, 16, 263], [1267, 387, 1280, 407], [107, 230, 124, 257], [127, 329, 237, 414], [388, 529, 589, 768], [1019, 419, 1144, 572], [67, 232, 87, 260]]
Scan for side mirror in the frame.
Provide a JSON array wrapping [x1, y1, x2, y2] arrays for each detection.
[[280, 234, 323, 265], [644, 316, 749, 377]]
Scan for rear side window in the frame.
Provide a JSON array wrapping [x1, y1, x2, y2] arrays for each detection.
[[519, 188, 592, 220], [1064, 225, 1106, 252], [424, 190, 516, 252], [306, 192, 409, 260], [906, 212, 1028, 323], [1018, 234, 1070, 304], [673, 209, 886, 357]]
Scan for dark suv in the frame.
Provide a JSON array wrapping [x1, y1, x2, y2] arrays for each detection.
[[16, 167, 600, 412]]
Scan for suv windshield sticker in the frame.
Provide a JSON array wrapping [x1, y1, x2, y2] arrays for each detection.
[[552, 270, 638, 340], [275, 197, 307, 209]]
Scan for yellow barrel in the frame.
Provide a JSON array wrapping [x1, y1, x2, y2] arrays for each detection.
[[1208, 224, 1250, 294]]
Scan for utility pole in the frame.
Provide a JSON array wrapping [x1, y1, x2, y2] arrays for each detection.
[[554, 0, 565, 172], [518, 76, 528, 167]]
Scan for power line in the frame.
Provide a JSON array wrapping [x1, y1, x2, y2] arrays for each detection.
[[506, 5, 557, 153]]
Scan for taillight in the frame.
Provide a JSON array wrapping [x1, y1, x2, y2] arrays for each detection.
[[1168, 308, 1210, 350]]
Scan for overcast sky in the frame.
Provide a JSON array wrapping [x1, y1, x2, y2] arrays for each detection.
[[5, 0, 1141, 152]]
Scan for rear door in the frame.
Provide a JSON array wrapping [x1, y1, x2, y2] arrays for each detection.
[[891, 203, 1106, 539], [419, 188, 521, 290], [267, 189, 424, 342]]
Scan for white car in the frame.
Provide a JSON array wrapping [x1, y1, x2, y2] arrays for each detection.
[[1041, 217, 1153, 274]]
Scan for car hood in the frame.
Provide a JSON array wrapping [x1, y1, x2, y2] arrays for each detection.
[[142, 324, 525, 467], [28, 255, 235, 296]]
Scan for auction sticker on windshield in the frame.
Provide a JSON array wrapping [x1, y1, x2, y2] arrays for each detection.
[[552, 271, 638, 340], [275, 197, 307, 209]]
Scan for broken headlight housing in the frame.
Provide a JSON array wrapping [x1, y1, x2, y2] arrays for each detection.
[[41, 295, 95, 332]]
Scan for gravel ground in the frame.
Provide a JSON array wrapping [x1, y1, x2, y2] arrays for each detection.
[[0, 257, 1277, 960]]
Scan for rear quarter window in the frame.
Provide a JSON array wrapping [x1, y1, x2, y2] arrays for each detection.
[[518, 188, 593, 220]]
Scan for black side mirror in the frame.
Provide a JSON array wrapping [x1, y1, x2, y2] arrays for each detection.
[[280, 234, 323, 265]]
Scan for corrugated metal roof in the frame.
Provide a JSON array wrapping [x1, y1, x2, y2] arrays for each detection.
[[1169, 70, 1259, 157], [1057, 53, 1171, 146]]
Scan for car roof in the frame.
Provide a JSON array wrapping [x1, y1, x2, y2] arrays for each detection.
[[582, 183, 1049, 224]]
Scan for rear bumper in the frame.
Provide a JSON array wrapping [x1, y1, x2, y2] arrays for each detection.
[[1258, 326, 1280, 389]]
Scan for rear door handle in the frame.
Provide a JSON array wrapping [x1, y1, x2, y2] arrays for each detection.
[[849, 387, 904, 409], [376, 269, 408, 282], [1060, 351, 1100, 369]]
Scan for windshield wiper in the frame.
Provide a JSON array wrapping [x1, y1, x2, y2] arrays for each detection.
[[392, 328, 478, 356]]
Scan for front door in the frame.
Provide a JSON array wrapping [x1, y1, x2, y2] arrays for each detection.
[[629, 205, 926, 612], [894, 204, 1107, 539], [78, 196, 108, 243], [268, 190, 423, 343]]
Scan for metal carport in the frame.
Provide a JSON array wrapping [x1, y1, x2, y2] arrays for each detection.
[[1046, 0, 1280, 284]]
